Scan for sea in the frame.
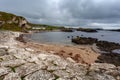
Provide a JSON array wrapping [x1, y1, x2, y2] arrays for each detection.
[[27, 30, 120, 45]]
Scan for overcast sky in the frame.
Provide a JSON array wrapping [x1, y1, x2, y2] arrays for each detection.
[[0, 0, 120, 29]]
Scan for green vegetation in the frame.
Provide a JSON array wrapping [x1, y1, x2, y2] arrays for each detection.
[[10, 67, 16, 72], [0, 12, 15, 21], [54, 75, 60, 80], [0, 11, 25, 21], [21, 76, 25, 80], [46, 26, 60, 30], [0, 23, 22, 31], [0, 11, 28, 32], [0, 11, 64, 32], [29, 23, 64, 31]]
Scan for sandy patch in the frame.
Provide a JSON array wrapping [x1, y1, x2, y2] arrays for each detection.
[[17, 41, 100, 64]]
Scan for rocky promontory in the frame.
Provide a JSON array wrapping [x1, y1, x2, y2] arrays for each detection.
[[0, 31, 119, 80], [0, 11, 31, 32]]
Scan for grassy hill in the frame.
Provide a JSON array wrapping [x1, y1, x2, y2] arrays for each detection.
[[0, 11, 64, 32], [28, 23, 64, 30], [0, 11, 31, 32]]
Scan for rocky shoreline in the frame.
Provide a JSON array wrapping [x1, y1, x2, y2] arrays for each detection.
[[72, 37, 120, 53], [0, 31, 119, 80]]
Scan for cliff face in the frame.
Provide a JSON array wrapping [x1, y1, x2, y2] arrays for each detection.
[[0, 11, 31, 31]]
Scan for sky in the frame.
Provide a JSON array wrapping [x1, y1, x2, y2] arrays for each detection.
[[0, 0, 120, 29]]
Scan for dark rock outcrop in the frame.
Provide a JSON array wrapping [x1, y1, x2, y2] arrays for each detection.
[[77, 28, 98, 32], [72, 37, 98, 45], [95, 53, 120, 66], [61, 28, 74, 32], [72, 37, 120, 53], [96, 41, 120, 52]]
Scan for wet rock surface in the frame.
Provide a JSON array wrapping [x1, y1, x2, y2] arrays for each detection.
[[72, 36, 120, 53], [61, 28, 74, 32], [72, 37, 120, 66], [0, 31, 119, 80], [76, 28, 98, 32]]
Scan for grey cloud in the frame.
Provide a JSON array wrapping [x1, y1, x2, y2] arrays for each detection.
[[0, 0, 120, 29], [60, 0, 120, 19]]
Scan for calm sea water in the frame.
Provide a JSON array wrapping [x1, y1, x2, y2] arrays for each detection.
[[27, 30, 120, 45]]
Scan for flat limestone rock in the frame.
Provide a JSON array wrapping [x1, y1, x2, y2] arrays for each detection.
[[53, 70, 71, 79], [25, 48, 34, 52], [0, 45, 9, 49], [38, 54, 60, 61], [3, 73, 21, 80], [13, 52, 31, 60], [0, 59, 26, 67], [0, 67, 11, 76], [45, 58, 68, 71], [24, 70, 55, 80], [66, 63, 87, 76], [38, 54, 68, 71], [90, 63, 116, 71], [7, 48, 18, 55], [92, 73, 116, 80], [0, 55, 16, 61], [16, 63, 46, 76]]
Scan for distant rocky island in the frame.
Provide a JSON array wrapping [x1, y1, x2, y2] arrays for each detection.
[[0, 11, 120, 80]]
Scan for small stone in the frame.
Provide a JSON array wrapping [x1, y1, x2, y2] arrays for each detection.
[[0, 45, 9, 49], [25, 48, 34, 52], [66, 57, 76, 63], [49, 51, 55, 54], [37, 54, 49, 60]]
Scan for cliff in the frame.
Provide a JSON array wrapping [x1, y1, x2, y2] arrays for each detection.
[[0, 11, 31, 32]]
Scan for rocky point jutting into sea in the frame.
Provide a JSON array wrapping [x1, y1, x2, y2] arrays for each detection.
[[0, 31, 119, 80]]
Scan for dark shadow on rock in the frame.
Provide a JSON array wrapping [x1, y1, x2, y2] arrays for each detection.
[[16, 34, 26, 43], [95, 53, 120, 66]]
